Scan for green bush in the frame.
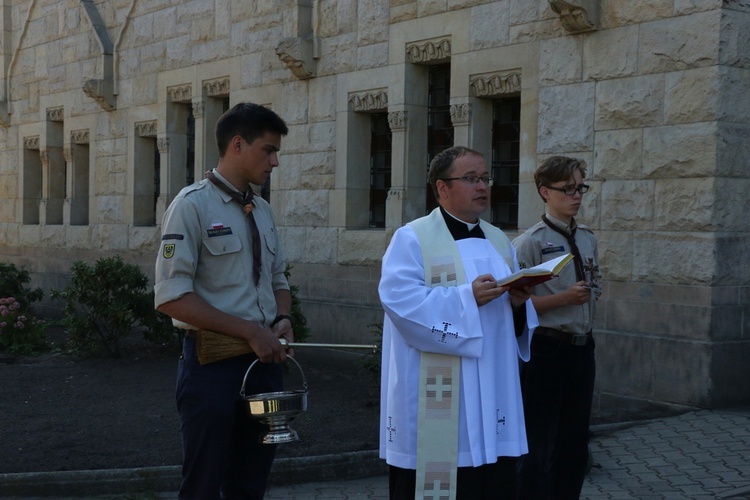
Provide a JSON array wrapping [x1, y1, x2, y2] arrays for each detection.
[[0, 297, 48, 355], [0, 262, 43, 309], [0, 262, 48, 355], [52, 255, 177, 358]]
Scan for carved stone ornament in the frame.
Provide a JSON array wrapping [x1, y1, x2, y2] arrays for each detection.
[[349, 90, 388, 112], [83, 78, 116, 111], [167, 84, 192, 103], [470, 71, 522, 97], [24, 136, 40, 150], [387, 188, 403, 200], [203, 77, 230, 97], [275, 38, 315, 80], [548, 0, 598, 33], [135, 121, 157, 138], [71, 129, 90, 144], [406, 37, 451, 64], [450, 104, 471, 126], [157, 137, 169, 153], [387, 111, 407, 131], [63, 147, 73, 163], [46, 107, 64, 122], [192, 99, 205, 118]]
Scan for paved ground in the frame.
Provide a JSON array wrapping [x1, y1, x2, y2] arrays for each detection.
[[2, 407, 749, 499]]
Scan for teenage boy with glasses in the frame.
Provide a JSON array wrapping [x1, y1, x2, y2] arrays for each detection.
[[513, 156, 601, 499]]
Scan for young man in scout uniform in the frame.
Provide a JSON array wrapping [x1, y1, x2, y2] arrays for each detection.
[[513, 156, 602, 499]]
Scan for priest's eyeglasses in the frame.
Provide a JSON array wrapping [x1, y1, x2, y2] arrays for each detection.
[[441, 176, 494, 187], [546, 184, 590, 196]]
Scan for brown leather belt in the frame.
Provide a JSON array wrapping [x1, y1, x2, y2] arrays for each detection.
[[535, 326, 592, 346]]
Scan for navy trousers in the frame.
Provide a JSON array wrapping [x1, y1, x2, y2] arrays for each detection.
[[518, 333, 596, 500], [176, 336, 283, 500]]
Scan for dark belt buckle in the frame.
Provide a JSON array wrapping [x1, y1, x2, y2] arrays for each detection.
[[571, 334, 588, 346]]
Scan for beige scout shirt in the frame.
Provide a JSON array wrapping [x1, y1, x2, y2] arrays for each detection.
[[512, 214, 600, 335], [154, 169, 289, 330]]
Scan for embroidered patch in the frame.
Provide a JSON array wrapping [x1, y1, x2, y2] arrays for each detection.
[[541, 245, 565, 255], [161, 234, 184, 241], [207, 227, 232, 237], [429, 262, 457, 287], [431, 322, 459, 343], [162, 244, 175, 259]]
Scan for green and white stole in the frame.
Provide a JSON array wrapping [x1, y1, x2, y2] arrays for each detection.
[[409, 209, 513, 499]]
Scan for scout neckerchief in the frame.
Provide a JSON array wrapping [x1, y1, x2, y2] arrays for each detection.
[[206, 170, 262, 287], [542, 214, 584, 281], [408, 208, 514, 500]]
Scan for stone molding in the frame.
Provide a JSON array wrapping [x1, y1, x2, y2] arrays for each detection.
[[548, 0, 598, 34], [470, 71, 522, 97], [450, 103, 471, 125], [24, 136, 40, 150], [387, 188, 403, 200], [71, 129, 90, 144], [348, 90, 388, 112], [387, 111, 407, 131], [63, 147, 73, 163], [276, 37, 316, 80], [167, 84, 192, 103], [406, 37, 451, 64], [135, 121, 157, 138], [46, 107, 64, 122], [203, 77, 230, 97], [81, 0, 116, 110], [83, 79, 116, 111]]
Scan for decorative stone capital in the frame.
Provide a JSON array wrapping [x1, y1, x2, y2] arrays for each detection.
[[203, 77, 230, 97], [157, 137, 169, 153], [24, 136, 40, 150], [548, 0, 598, 34], [450, 103, 471, 126], [46, 107, 64, 122], [387, 111, 407, 131], [192, 99, 205, 118], [470, 71, 522, 97], [71, 129, 90, 144], [135, 121, 157, 138], [406, 37, 451, 64], [168, 84, 192, 103], [276, 37, 316, 80], [83, 78, 116, 111], [348, 90, 388, 112], [63, 147, 73, 163]]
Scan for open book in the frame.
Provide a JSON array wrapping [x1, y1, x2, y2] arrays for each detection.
[[496, 253, 573, 289]]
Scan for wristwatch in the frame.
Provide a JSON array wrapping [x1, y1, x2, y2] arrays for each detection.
[[271, 314, 292, 327]]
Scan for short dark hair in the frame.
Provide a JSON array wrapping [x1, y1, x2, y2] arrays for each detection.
[[215, 102, 289, 157], [428, 146, 484, 200], [534, 156, 587, 202]]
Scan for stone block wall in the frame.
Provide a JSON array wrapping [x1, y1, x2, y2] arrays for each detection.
[[0, 0, 747, 410]]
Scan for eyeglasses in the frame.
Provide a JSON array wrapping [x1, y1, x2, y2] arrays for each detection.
[[440, 176, 494, 187], [545, 184, 590, 196]]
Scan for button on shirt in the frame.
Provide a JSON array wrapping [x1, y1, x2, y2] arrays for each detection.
[[154, 173, 289, 330], [512, 214, 599, 334]]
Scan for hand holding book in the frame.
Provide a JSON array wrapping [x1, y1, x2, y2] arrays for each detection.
[[496, 253, 573, 290]]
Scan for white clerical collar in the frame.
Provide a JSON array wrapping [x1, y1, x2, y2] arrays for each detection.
[[443, 208, 480, 232]]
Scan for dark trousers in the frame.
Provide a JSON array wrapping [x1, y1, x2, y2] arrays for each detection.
[[176, 336, 283, 500], [518, 333, 596, 500], [389, 457, 518, 499]]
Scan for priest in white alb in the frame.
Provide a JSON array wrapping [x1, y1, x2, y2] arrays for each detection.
[[379, 146, 538, 499]]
